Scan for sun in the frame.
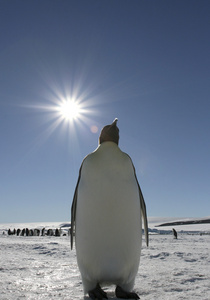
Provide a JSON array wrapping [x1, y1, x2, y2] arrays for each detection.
[[58, 99, 81, 121]]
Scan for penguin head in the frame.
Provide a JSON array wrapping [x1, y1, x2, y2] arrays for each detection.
[[99, 118, 119, 145]]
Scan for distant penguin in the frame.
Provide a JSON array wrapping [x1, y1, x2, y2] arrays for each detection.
[[172, 228, 178, 239], [8, 228, 16, 235], [29, 229, 34, 236], [21, 228, 26, 236], [34, 229, 40, 236], [41, 228, 45, 236], [55, 228, 61, 236], [16, 229, 21, 236], [47, 229, 53, 236], [71, 119, 149, 299]]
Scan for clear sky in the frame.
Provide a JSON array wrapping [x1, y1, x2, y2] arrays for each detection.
[[1, 0, 210, 223]]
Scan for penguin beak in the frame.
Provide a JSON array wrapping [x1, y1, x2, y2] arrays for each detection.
[[111, 118, 118, 127]]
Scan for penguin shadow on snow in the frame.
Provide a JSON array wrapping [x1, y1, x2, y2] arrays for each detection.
[[83, 295, 137, 300], [83, 296, 118, 300], [82, 286, 140, 299]]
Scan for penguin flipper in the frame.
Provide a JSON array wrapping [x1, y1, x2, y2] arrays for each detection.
[[132, 163, 149, 247], [70, 163, 83, 250], [139, 186, 149, 247]]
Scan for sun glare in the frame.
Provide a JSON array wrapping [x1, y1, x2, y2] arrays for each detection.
[[59, 100, 81, 121], [23, 81, 99, 144]]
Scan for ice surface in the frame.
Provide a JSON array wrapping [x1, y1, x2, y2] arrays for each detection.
[[0, 220, 210, 299]]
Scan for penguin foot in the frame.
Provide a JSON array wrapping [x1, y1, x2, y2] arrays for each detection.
[[88, 283, 108, 299], [115, 286, 140, 299]]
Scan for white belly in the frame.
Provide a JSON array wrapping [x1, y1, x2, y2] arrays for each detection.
[[75, 175, 142, 287]]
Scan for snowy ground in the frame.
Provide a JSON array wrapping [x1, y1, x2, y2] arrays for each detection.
[[0, 220, 210, 300]]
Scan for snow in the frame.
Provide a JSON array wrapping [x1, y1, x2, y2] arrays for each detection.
[[0, 219, 210, 300]]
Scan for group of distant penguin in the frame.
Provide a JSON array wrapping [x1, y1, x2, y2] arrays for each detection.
[[6, 227, 69, 237]]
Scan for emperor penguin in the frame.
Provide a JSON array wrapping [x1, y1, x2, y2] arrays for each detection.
[[71, 119, 149, 299]]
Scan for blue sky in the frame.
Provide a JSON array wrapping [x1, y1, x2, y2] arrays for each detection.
[[0, 0, 210, 223]]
